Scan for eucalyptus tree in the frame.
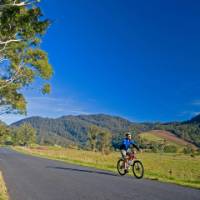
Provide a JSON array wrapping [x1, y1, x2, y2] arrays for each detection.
[[0, 0, 53, 115], [12, 123, 36, 146], [88, 125, 100, 151], [98, 128, 111, 154]]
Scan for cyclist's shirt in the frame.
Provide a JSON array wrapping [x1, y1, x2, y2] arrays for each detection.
[[120, 138, 139, 151]]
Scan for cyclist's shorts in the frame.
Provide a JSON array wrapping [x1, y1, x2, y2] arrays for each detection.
[[120, 149, 127, 159]]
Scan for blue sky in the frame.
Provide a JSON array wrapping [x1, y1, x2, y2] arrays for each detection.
[[2, 0, 200, 124]]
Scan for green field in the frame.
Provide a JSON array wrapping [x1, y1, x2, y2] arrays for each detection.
[[13, 146, 200, 189]]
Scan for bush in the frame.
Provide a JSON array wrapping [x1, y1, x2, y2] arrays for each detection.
[[196, 148, 200, 155], [183, 145, 194, 154], [163, 145, 177, 153]]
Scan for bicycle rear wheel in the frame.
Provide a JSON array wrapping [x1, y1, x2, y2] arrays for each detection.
[[132, 160, 144, 179], [117, 159, 126, 176]]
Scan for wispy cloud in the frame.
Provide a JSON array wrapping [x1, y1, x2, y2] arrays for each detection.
[[191, 100, 200, 106], [0, 95, 93, 124], [0, 115, 25, 125], [26, 96, 92, 117], [179, 100, 200, 118], [193, 112, 200, 116], [178, 110, 200, 118]]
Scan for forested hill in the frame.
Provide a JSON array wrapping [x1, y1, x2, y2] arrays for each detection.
[[11, 114, 137, 146], [11, 114, 200, 147]]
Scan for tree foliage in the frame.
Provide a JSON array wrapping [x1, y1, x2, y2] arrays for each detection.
[[12, 123, 36, 146], [0, 122, 10, 144], [87, 125, 112, 153], [87, 125, 99, 151], [98, 128, 111, 154], [0, 0, 53, 115]]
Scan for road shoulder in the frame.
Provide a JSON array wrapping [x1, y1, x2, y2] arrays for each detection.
[[0, 171, 9, 200]]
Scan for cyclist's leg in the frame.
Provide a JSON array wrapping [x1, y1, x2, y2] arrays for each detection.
[[120, 150, 128, 169], [120, 149, 126, 158]]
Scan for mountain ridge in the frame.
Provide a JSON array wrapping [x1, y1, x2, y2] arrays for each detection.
[[188, 114, 200, 123], [11, 113, 200, 147]]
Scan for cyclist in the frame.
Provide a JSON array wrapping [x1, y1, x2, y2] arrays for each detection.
[[119, 132, 140, 172]]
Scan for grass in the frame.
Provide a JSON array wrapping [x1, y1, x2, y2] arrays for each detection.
[[140, 132, 165, 143], [0, 171, 9, 200], [13, 146, 200, 189]]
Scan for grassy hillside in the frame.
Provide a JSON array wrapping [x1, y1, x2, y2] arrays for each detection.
[[154, 123, 200, 147], [139, 130, 197, 152], [14, 146, 200, 189]]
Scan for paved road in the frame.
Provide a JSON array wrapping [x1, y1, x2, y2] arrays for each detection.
[[0, 148, 199, 200]]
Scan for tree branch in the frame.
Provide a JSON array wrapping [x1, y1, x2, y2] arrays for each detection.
[[0, 64, 23, 90], [0, 39, 21, 45], [0, 43, 8, 52], [0, 0, 39, 8], [0, 38, 21, 52]]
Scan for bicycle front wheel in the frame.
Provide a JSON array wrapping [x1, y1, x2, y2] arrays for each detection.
[[132, 160, 144, 179]]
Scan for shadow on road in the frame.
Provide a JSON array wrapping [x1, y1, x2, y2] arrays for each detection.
[[46, 166, 118, 177]]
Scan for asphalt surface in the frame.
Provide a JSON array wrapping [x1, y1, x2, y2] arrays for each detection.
[[0, 148, 199, 200]]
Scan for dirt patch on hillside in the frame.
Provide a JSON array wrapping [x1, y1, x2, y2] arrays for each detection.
[[150, 130, 197, 149]]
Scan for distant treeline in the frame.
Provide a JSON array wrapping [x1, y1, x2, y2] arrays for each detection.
[[0, 123, 36, 146], [0, 122, 113, 154]]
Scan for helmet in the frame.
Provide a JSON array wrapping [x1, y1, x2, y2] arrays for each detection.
[[125, 132, 131, 137]]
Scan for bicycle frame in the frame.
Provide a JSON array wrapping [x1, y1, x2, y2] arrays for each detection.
[[127, 152, 136, 162]]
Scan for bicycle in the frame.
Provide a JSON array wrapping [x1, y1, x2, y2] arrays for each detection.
[[117, 151, 144, 179]]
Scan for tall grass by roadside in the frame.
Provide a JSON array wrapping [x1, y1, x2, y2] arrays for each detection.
[[13, 146, 200, 189], [0, 171, 9, 200]]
